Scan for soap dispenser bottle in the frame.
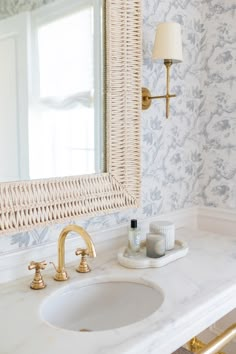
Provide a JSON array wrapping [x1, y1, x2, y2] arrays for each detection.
[[127, 219, 140, 256]]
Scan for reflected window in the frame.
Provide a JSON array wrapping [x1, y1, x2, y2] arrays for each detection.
[[29, 1, 103, 179]]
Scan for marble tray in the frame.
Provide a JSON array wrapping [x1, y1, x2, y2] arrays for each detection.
[[117, 240, 189, 269]]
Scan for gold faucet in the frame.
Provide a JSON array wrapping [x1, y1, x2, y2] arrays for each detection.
[[51, 225, 96, 281]]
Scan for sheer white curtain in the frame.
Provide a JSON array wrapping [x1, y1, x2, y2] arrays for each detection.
[[29, 1, 102, 179]]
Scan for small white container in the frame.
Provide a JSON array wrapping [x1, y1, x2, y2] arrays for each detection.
[[150, 221, 175, 250], [146, 233, 165, 258]]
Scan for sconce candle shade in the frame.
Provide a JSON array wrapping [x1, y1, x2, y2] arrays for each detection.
[[152, 22, 183, 62]]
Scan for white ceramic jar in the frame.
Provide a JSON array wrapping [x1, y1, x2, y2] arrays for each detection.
[[149, 221, 175, 250]]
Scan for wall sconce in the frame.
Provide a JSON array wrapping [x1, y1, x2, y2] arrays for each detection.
[[142, 22, 183, 118]]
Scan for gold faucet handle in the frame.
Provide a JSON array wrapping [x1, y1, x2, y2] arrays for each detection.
[[28, 261, 47, 290], [75, 248, 91, 273], [75, 248, 89, 257]]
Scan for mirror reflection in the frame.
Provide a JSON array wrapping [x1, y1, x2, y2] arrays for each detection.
[[0, 0, 104, 182]]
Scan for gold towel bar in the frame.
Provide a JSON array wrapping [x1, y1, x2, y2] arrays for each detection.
[[188, 323, 236, 354]]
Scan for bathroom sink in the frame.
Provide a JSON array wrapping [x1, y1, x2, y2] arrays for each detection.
[[41, 277, 164, 332]]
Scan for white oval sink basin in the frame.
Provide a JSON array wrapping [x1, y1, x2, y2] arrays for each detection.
[[41, 277, 164, 332]]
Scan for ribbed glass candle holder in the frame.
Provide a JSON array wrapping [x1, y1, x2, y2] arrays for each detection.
[[150, 221, 175, 250]]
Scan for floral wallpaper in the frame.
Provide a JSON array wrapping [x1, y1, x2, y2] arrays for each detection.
[[142, 0, 204, 215], [0, 0, 55, 19], [0, 0, 235, 254], [199, 0, 236, 208]]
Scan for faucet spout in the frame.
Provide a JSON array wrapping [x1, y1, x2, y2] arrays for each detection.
[[53, 225, 96, 281]]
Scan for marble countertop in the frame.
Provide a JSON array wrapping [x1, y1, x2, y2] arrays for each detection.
[[1, 227, 236, 354]]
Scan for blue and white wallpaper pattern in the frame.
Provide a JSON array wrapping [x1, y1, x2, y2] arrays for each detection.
[[199, 0, 236, 208], [0, 0, 54, 18], [0, 0, 235, 254]]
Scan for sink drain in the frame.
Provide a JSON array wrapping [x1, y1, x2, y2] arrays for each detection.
[[80, 328, 93, 332]]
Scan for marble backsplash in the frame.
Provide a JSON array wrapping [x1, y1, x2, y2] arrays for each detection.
[[0, 0, 235, 254]]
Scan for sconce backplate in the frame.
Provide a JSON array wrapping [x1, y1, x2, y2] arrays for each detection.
[[142, 87, 152, 110]]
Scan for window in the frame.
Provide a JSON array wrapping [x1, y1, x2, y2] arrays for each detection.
[[29, 0, 103, 179]]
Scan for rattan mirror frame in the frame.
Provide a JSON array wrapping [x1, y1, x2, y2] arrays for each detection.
[[0, 0, 142, 235]]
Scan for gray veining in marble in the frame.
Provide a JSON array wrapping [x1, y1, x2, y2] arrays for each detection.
[[0, 0, 235, 253]]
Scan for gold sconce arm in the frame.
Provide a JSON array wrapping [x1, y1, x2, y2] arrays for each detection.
[[142, 60, 176, 118]]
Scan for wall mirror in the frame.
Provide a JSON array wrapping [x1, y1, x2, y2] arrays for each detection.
[[0, 0, 104, 181], [0, 0, 141, 235]]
